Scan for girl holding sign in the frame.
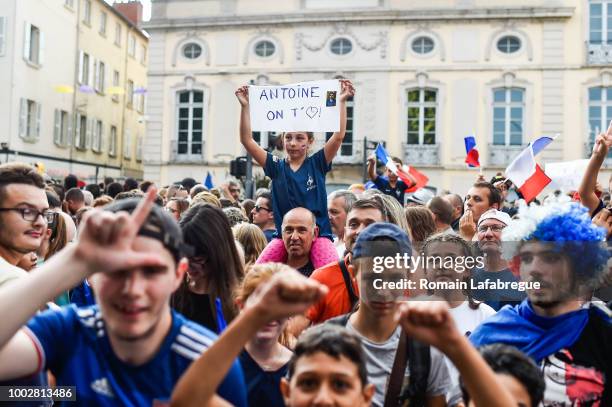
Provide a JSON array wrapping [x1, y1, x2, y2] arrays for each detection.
[[235, 79, 355, 269]]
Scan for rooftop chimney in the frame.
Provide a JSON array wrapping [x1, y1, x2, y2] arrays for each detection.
[[113, 0, 143, 27]]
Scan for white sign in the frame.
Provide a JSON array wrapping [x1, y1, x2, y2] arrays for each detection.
[[249, 80, 340, 132], [545, 159, 590, 192]]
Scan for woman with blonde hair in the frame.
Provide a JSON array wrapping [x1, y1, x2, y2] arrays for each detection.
[[233, 223, 268, 267], [234, 263, 295, 407]]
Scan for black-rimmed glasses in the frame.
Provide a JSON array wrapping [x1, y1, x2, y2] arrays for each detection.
[[0, 208, 56, 224]]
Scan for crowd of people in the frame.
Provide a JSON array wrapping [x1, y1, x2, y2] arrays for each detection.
[[0, 80, 610, 407]]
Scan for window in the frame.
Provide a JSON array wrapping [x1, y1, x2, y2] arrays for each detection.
[[588, 87, 612, 144], [254, 40, 275, 57], [140, 44, 146, 64], [496, 36, 521, 54], [590, 1, 612, 44], [411, 36, 434, 54], [92, 120, 103, 152], [78, 51, 90, 85], [74, 114, 90, 150], [95, 60, 105, 93], [99, 12, 107, 35], [493, 88, 524, 146], [183, 43, 202, 59], [326, 96, 354, 156], [136, 136, 143, 162], [19, 99, 40, 140], [65, 0, 74, 8], [114, 23, 121, 46], [127, 80, 134, 107], [83, 0, 91, 25], [330, 38, 352, 55], [137, 87, 145, 113], [109, 125, 117, 156], [124, 129, 131, 159], [24, 23, 43, 65], [112, 70, 120, 102], [406, 89, 437, 145], [176, 90, 204, 156], [0, 17, 6, 56], [53, 110, 71, 146], [128, 34, 136, 57]]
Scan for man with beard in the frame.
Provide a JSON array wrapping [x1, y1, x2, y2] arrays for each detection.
[[470, 201, 612, 406], [0, 190, 247, 405], [471, 209, 525, 311], [289, 198, 387, 336]]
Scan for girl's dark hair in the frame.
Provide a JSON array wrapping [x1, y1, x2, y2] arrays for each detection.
[[288, 324, 368, 386], [461, 344, 545, 407], [173, 203, 244, 324]]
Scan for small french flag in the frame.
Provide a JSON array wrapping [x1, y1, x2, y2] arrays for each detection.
[[505, 136, 556, 202], [464, 136, 480, 168], [374, 144, 429, 191]]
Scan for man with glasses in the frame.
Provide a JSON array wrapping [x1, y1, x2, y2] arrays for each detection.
[[252, 191, 276, 242], [471, 209, 525, 311], [0, 163, 50, 287]]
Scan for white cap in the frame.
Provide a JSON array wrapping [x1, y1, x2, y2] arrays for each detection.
[[406, 188, 435, 205], [477, 209, 512, 227]]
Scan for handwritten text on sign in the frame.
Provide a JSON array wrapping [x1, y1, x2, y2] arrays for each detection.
[[249, 80, 340, 132]]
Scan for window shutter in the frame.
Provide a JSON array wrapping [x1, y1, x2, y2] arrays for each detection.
[[23, 23, 31, 60], [78, 51, 84, 84], [54, 109, 60, 144], [38, 31, 44, 65], [93, 59, 98, 90], [35, 102, 41, 140], [75, 113, 81, 147], [99, 122, 104, 151], [19, 98, 27, 137], [100, 62, 105, 93], [86, 118, 93, 149], [66, 112, 73, 146], [0, 17, 6, 56], [88, 56, 94, 87]]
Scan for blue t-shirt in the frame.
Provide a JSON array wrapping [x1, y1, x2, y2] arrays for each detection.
[[239, 350, 288, 407], [264, 149, 333, 238], [373, 176, 409, 204], [263, 229, 276, 243], [25, 305, 247, 406]]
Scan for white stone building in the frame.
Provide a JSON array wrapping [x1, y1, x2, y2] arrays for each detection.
[[144, 0, 612, 195]]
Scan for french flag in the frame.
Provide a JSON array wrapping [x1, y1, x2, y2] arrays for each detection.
[[375, 144, 429, 191], [505, 136, 556, 202], [464, 136, 480, 167]]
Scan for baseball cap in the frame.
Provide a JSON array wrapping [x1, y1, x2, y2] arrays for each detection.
[[477, 208, 512, 227], [352, 222, 412, 259], [406, 188, 434, 205], [104, 198, 193, 262]]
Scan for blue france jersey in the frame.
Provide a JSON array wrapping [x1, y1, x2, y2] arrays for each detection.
[[264, 149, 333, 238], [25, 305, 247, 407]]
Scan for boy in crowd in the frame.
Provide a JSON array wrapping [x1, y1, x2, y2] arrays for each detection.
[[0, 190, 247, 405]]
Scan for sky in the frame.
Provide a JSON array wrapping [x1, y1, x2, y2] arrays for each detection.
[[106, 0, 152, 22]]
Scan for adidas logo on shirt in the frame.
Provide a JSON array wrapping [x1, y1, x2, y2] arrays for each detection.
[[91, 377, 114, 398]]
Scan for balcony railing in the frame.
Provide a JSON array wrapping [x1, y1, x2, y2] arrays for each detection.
[[487, 144, 525, 167], [170, 140, 205, 163], [402, 143, 440, 166], [587, 42, 612, 65]]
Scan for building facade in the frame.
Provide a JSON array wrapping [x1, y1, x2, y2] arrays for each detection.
[[144, 0, 611, 194], [0, 0, 148, 182]]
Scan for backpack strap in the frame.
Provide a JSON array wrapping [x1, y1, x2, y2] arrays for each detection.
[[384, 330, 409, 407], [338, 260, 359, 309], [399, 338, 431, 407]]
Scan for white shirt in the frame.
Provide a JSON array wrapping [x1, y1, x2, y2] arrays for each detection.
[[0, 256, 27, 287], [333, 237, 345, 258]]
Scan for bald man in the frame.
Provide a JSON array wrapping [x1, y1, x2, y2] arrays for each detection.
[[281, 207, 318, 277]]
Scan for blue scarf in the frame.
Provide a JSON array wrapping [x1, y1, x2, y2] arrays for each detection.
[[469, 299, 590, 363]]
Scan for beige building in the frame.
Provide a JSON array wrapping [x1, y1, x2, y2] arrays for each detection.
[[0, 0, 148, 182], [144, 0, 611, 196]]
